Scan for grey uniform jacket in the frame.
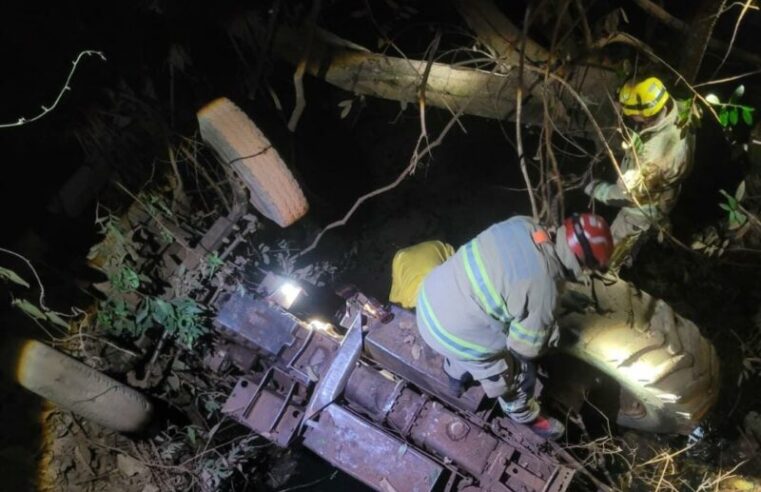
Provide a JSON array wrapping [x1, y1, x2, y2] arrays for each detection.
[[416, 216, 565, 381]]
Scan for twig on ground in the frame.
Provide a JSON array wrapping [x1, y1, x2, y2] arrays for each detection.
[[167, 144, 185, 208], [177, 138, 231, 213]]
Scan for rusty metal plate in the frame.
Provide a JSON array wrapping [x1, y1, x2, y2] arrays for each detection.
[[303, 404, 443, 492], [365, 306, 486, 412], [410, 401, 498, 477], [284, 329, 339, 384], [222, 373, 303, 447], [215, 293, 298, 355]]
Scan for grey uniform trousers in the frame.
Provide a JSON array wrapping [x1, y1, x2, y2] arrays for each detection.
[[442, 351, 540, 424]]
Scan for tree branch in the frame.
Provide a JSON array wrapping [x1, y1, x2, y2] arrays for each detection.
[[0, 50, 106, 129], [271, 22, 547, 125], [632, 0, 761, 68], [515, 3, 539, 220]]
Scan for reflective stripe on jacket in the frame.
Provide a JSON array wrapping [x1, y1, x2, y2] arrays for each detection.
[[416, 217, 562, 364]]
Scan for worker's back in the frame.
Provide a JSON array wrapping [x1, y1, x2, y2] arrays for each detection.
[[416, 216, 560, 363]]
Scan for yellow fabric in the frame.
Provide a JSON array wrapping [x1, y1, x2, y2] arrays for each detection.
[[389, 241, 455, 308], [619, 77, 670, 118]]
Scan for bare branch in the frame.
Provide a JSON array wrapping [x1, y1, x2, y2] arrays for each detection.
[[515, 3, 539, 220], [711, 0, 754, 78], [298, 31, 464, 257], [0, 50, 106, 129], [632, 0, 761, 67], [287, 0, 321, 132]]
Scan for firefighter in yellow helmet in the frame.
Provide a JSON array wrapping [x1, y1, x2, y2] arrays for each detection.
[[585, 77, 696, 267]]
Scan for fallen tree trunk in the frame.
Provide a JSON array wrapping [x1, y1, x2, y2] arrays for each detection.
[[454, 0, 619, 130], [272, 23, 549, 126], [270, 22, 622, 136]]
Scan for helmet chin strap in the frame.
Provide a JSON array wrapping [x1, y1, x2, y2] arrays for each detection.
[[571, 214, 598, 269]]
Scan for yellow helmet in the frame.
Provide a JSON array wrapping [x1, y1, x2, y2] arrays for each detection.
[[618, 77, 670, 118]]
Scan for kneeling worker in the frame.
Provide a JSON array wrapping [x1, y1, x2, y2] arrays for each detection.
[[415, 214, 613, 440]]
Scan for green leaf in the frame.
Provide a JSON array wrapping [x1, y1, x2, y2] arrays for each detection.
[[736, 180, 746, 202], [736, 210, 747, 225], [136, 301, 150, 325], [719, 109, 730, 127], [151, 298, 173, 323], [338, 99, 353, 119], [729, 107, 739, 125], [45, 311, 70, 330], [111, 266, 140, 293], [719, 203, 731, 211], [97, 308, 113, 329], [12, 299, 46, 320], [705, 94, 721, 105], [719, 189, 737, 208], [742, 107, 754, 125], [729, 210, 748, 230], [0, 267, 30, 288]]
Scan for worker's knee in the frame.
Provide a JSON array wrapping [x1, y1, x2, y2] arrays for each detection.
[[442, 357, 469, 380], [481, 373, 510, 398]]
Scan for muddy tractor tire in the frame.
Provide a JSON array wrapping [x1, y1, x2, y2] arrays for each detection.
[[14, 339, 154, 433], [197, 97, 309, 227], [558, 278, 719, 435]]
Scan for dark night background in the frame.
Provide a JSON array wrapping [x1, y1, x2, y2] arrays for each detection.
[[1, 1, 761, 490]]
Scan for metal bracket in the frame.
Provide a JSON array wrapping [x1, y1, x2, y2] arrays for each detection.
[[302, 313, 363, 423]]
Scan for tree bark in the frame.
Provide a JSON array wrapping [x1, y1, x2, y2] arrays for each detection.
[[270, 3, 620, 135], [272, 23, 549, 126], [453, 0, 619, 130]]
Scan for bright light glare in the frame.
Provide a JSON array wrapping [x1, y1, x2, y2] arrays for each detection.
[[656, 393, 679, 403], [308, 319, 341, 339], [308, 319, 332, 332], [278, 282, 302, 308]]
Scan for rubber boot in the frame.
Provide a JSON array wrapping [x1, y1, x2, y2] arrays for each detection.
[[527, 414, 566, 441]]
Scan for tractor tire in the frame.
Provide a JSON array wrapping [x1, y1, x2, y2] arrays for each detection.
[[559, 278, 719, 435], [197, 97, 309, 227], [14, 339, 153, 433]]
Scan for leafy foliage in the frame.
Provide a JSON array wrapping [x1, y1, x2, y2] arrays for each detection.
[[91, 215, 211, 347], [203, 252, 225, 279], [110, 265, 141, 293], [705, 85, 755, 129], [140, 297, 206, 348], [0, 266, 30, 288], [12, 298, 71, 329], [99, 295, 207, 347], [719, 184, 748, 231], [97, 298, 141, 337]]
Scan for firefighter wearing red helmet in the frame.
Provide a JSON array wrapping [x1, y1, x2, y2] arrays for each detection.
[[413, 213, 612, 440]]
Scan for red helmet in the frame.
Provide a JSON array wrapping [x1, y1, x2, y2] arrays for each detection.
[[563, 213, 613, 269]]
